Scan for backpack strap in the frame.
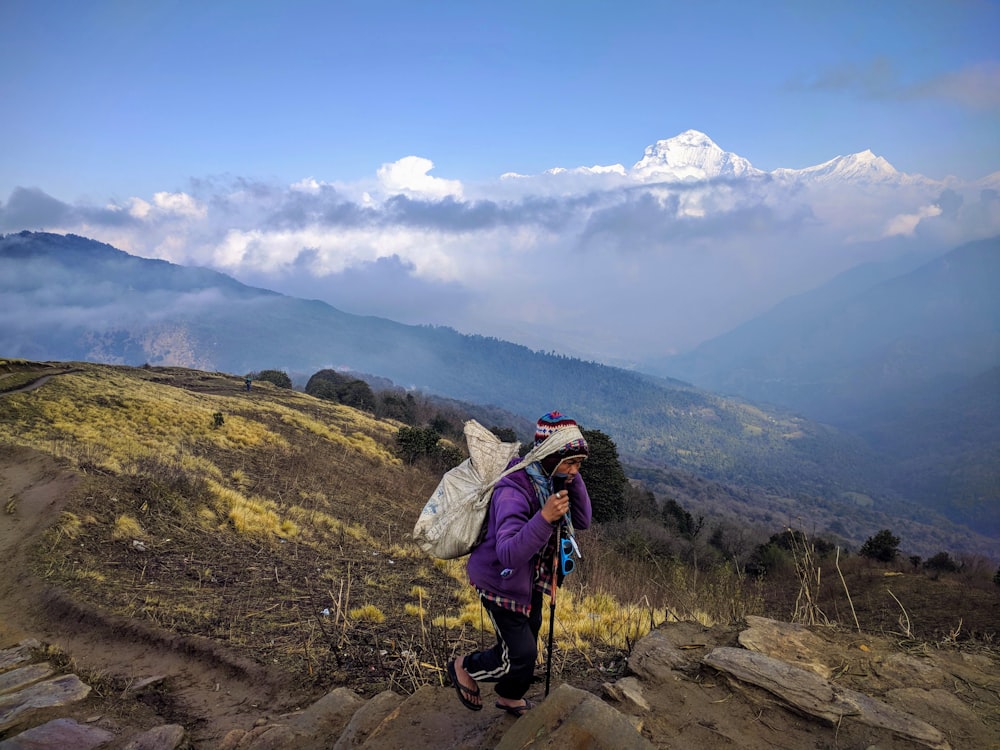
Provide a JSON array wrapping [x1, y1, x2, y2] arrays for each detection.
[[483, 426, 584, 494]]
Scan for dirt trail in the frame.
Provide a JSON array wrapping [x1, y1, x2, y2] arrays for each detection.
[[0, 445, 307, 746], [0, 373, 56, 394]]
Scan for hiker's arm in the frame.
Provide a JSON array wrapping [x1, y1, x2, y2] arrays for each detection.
[[567, 475, 592, 531], [492, 487, 557, 569]]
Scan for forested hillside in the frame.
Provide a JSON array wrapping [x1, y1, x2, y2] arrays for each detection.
[[2, 231, 997, 556]]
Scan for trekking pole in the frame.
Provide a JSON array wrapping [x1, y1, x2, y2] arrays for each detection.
[[545, 526, 560, 697]]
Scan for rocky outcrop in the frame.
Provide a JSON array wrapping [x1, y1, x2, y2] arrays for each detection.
[[2, 617, 998, 749], [703, 647, 950, 749], [617, 615, 998, 749], [217, 684, 652, 750]]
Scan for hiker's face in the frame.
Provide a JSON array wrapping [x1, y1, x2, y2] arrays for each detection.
[[554, 456, 584, 481]]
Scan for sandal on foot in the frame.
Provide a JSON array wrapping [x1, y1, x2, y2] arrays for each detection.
[[495, 699, 535, 717], [447, 659, 482, 711]]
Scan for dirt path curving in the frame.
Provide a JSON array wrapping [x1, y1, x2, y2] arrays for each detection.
[[0, 444, 309, 746]]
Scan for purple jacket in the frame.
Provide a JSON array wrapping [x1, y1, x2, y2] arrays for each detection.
[[466, 459, 592, 609]]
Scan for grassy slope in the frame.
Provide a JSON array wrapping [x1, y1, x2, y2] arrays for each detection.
[[1, 358, 997, 701], [0, 360, 679, 695]]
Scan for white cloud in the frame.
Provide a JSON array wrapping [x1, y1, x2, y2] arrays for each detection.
[[127, 197, 152, 219], [290, 177, 323, 193], [376, 156, 463, 200], [883, 204, 943, 238], [152, 191, 206, 218], [4, 145, 998, 361]]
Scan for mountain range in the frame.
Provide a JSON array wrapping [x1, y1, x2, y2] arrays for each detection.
[[526, 129, 996, 187], [1, 230, 998, 559], [7, 129, 998, 367], [657, 235, 1000, 425]]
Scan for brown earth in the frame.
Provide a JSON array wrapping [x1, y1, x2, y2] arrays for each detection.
[[1, 400, 999, 748], [0, 445, 318, 746]]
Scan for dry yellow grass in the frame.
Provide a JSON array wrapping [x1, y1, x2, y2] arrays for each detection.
[[1, 360, 771, 698], [349, 604, 387, 623], [111, 514, 146, 540]]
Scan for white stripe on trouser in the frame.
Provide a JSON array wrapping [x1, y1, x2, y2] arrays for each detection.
[[465, 606, 510, 680]]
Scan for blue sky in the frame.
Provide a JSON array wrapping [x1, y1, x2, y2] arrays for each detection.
[[4, 0, 998, 198], [2, 0, 999, 362]]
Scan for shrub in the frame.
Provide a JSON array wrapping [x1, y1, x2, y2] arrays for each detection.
[[924, 551, 959, 574], [859, 529, 900, 562], [661, 497, 702, 540], [255, 369, 292, 388], [349, 604, 386, 624], [395, 426, 461, 469], [56, 512, 83, 540], [111, 514, 146, 541]]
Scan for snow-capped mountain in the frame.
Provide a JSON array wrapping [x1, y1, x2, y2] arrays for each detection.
[[772, 150, 904, 184], [630, 129, 763, 182], [516, 129, 928, 188]]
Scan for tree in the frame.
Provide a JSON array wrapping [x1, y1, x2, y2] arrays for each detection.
[[338, 379, 376, 412], [580, 429, 627, 523], [396, 426, 442, 464], [490, 426, 519, 444], [255, 369, 292, 388], [923, 551, 959, 574], [622, 483, 658, 519], [378, 393, 417, 424], [859, 529, 900, 562], [305, 369, 375, 412], [661, 497, 702, 540], [395, 426, 462, 470]]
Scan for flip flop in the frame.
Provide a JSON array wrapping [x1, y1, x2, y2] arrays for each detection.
[[495, 698, 535, 717], [447, 659, 482, 711]]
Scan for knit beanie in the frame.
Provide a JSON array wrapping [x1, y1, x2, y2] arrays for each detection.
[[534, 411, 589, 475]]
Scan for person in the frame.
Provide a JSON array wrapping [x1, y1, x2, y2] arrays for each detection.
[[447, 412, 592, 716], [245, 375, 252, 392]]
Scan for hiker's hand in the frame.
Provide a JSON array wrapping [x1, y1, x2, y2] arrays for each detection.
[[542, 489, 569, 523]]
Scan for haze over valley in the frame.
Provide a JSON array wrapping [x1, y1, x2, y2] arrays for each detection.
[[2, 229, 997, 563]]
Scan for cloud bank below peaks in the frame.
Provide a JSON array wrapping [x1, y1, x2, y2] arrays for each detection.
[[2, 130, 998, 361]]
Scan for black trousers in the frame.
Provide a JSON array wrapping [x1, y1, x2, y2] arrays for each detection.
[[463, 588, 544, 700]]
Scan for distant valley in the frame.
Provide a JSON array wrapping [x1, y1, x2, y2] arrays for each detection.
[[2, 231, 998, 559]]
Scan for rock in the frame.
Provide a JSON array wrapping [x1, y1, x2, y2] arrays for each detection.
[[217, 728, 249, 750], [495, 683, 653, 750], [873, 651, 946, 689], [230, 724, 299, 750], [284, 686, 364, 734], [125, 674, 169, 694], [232, 686, 365, 750], [0, 674, 91, 732], [602, 676, 651, 713], [0, 717, 113, 749], [217, 725, 275, 750], [331, 689, 404, 749], [886, 688, 996, 749], [0, 664, 54, 696], [360, 684, 506, 749], [703, 646, 951, 750], [121, 723, 188, 750], [738, 615, 837, 678], [0, 641, 40, 672], [626, 628, 704, 683]]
